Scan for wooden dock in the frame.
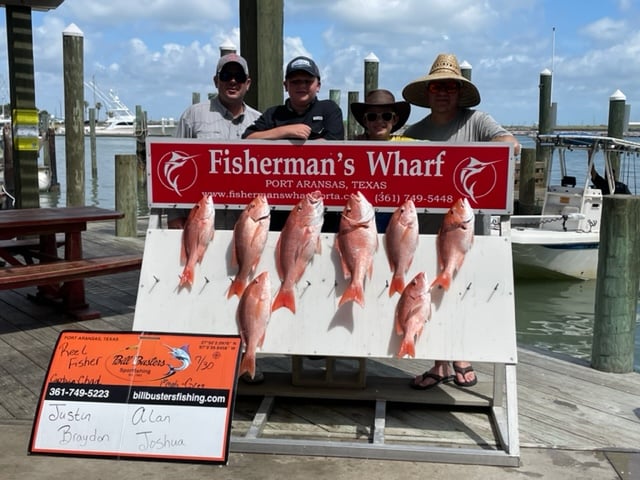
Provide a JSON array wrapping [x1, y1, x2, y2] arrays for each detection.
[[1, 218, 639, 460]]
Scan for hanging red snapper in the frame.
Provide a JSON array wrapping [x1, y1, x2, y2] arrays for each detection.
[[335, 191, 378, 308], [385, 199, 419, 297], [237, 271, 271, 380], [272, 191, 324, 313], [178, 194, 215, 288], [395, 272, 431, 358], [228, 195, 271, 299], [430, 197, 474, 291]]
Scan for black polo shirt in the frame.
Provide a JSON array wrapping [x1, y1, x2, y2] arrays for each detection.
[[242, 97, 344, 140]]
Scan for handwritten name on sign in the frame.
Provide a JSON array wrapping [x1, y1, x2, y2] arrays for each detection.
[[146, 139, 514, 213], [29, 331, 241, 464]]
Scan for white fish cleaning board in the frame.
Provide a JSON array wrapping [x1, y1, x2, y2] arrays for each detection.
[[133, 229, 516, 363]]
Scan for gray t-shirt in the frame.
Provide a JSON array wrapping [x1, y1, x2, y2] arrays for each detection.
[[175, 95, 261, 139], [404, 109, 508, 235], [404, 109, 508, 142]]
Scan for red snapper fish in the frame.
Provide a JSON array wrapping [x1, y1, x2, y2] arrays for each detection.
[[179, 194, 215, 288], [385, 199, 419, 297], [335, 191, 378, 308], [431, 197, 475, 291], [227, 195, 271, 299], [237, 271, 271, 380], [395, 272, 431, 358], [272, 190, 324, 313]]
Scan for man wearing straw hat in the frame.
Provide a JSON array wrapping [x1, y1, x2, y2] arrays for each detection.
[[403, 53, 520, 391], [402, 53, 520, 153]]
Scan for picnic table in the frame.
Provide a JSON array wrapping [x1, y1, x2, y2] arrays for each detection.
[[0, 206, 142, 319]]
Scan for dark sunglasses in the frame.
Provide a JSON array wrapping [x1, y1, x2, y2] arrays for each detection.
[[365, 112, 394, 122], [428, 81, 460, 94], [218, 70, 248, 83]]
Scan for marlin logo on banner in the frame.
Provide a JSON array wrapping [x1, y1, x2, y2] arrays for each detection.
[[453, 156, 502, 205]]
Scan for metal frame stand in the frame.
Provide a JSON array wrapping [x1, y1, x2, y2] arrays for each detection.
[[231, 362, 519, 467]]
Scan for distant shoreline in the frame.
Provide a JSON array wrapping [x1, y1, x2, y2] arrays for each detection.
[[505, 124, 640, 135]]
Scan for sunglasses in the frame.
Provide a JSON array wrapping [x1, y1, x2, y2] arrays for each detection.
[[365, 112, 395, 122], [428, 81, 460, 94], [218, 70, 248, 83]]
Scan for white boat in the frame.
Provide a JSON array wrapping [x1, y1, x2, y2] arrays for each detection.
[[507, 134, 639, 280], [82, 83, 175, 137]]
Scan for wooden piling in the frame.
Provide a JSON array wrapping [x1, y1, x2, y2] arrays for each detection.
[[460, 60, 472, 81], [347, 91, 360, 140], [240, 0, 283, 112], [591, 195, 640, 372], [47, 127, 59, 191], [329, 89, 340, 106], [537, 69, 553, 187], [62, 24, 85, 207], [135, 105, 146, 186], [89, 107, 97, 177], [607, 90, 626, 177], [6, 6, 40, 208], [518, 147, 538, 214], [364, 53, 379, 97], [115, 154, 138, 237]]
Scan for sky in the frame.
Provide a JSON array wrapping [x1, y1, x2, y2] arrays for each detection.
[[0, 0, 638, 127]]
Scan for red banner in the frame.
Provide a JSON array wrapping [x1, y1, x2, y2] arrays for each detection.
[[147, 139, 514, 213]]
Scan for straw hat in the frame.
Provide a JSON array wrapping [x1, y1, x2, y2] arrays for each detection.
[[402, 53, 481, 108], [350, 89, 411, 133]]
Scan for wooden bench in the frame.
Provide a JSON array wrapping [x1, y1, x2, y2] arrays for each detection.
[[0, 254, 143, 290], [0, 235, 65, 265]]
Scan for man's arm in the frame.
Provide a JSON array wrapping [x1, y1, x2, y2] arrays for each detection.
[[492, 134, 521, 156]]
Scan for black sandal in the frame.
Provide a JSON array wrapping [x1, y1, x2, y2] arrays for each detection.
[[452, 364, 477, 387], [409, 372, 455, 390]]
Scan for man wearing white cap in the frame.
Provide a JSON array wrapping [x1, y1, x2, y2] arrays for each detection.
[[169, 53, 261, 229]]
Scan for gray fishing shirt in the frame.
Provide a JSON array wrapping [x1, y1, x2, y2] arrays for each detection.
[[175, 95, 261, 139]]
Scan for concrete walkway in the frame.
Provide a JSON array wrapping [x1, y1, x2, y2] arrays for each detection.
[[1, 422, 637, 479]]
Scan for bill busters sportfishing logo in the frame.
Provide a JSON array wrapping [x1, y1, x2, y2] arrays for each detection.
[[156, 151, 199, 197], [453, 156, 501, 205], [106, 342, 192, 383]]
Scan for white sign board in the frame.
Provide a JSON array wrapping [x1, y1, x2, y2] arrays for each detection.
[[29, 331, 241, 464], [133, 230, 517, 363]]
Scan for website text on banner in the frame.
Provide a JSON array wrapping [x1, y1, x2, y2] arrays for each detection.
[[147, 139, 514, 214]]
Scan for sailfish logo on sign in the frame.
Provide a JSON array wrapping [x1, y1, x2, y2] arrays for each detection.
[[453, 156, 500, 205], [157, 151, 199, 197]]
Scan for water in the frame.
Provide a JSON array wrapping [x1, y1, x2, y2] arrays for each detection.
[[37, 135, 640, 372], [516, 279, 640, 372], [39, 136, 148, 215]]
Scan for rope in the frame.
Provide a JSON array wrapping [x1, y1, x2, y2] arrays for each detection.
[[0, 183, 15, 207]]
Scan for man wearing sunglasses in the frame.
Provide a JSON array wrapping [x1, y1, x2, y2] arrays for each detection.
[[402, 53, 520, 154], [402, 53, 520, 391], [169, 53, 261, 229]]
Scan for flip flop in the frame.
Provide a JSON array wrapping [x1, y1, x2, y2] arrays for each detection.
[[240, 370, 265, 385], [409, 372, 455, 390], [453, 364, 478, 387]]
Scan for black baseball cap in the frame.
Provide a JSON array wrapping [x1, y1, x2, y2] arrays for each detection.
[[285, 56, 320, 80]]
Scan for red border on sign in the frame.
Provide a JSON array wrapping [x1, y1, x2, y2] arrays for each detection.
[[146, 139, 514, 214]]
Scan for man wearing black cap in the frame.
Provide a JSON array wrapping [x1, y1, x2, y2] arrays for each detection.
[[242, 55, 344, 141]]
